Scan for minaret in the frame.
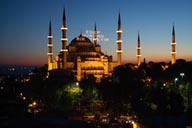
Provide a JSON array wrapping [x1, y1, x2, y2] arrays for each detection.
[[93, 23, 97, 47], [137, 32, 141, 66], [61, 8, 68, 69], [116, 12, 123, 65], [171, 24, 176, 64], [47, 20, 53, 71]]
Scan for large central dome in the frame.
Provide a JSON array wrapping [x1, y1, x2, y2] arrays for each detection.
[[67, 34, 103, 61], [69, 34, 96, 53], [70, 34, 94, 48]]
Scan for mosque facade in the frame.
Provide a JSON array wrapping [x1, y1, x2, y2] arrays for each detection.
[[47, 9, 122, 82], [47, 9, 176, 82]]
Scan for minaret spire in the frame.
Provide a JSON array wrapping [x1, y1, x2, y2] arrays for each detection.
[[93, 22, 97, 46], [62, 7, 66, 28], [61, 7, 68, 69], [171, 24, 176, 64], [49, 20, 52, 36], [172, 24, 175, 42], [118, 12, 121, 30], [116, 12, 123, 65], [138, 32, 140, 44], [47, 20, 53, 71], [137, 32, 141, 66]]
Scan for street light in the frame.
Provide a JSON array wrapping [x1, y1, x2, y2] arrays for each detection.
[[175, 77, 178, 85], [174, 78, 178, 91], [180, 73, 184, 80]]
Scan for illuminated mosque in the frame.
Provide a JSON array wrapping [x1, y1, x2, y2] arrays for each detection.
[[47, 8, 176, 82]]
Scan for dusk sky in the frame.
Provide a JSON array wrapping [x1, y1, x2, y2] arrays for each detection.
[[0, 0, 192, 66]]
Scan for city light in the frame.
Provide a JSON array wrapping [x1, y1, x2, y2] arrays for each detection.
[[180, 73, 185, 79], [175, 77, 178, 87]]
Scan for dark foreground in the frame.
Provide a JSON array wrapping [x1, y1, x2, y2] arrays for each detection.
[[2, 115, 95, 128]]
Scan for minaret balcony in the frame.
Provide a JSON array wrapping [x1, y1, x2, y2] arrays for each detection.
[[116, 40, 123, 43], [137, 47, 141, 49], [61, 38, 68, 41], [171, 52, 176, 54], [47, 36, 53, 38], [61, 27, 68, 30], [137, 55, 142, 57], [116, 30, 123, 33], [47, 53, 53, 55], [61, 49, 68, 52], [171, 42, 176, 45], [47, 44, 53, 47], [116, 50, 123, 53]]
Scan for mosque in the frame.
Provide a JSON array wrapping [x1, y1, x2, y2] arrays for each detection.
[[47, 8, 176, 82]]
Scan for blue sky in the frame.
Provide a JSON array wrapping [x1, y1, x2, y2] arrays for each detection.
[[0, 0, 192, 65]]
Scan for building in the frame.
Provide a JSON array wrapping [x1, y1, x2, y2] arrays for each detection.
[[47, 9, 122, 82], [171, 24, 176, 64], [137, 32, 141, 66], [47, 9, 176, 82]]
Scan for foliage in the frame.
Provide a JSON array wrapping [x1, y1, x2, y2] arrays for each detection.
[[16, 60, 192, 121], [79, 75, 101, 113]]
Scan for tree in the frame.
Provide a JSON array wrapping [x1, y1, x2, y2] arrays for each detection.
[[79, 75, 101, 113], [168, 91, 184, 115]]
